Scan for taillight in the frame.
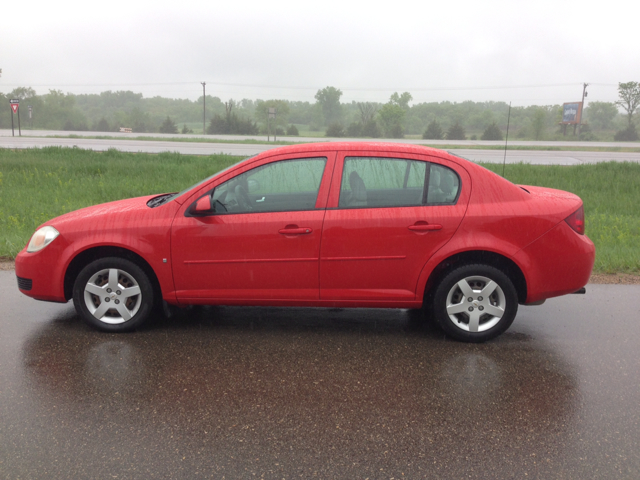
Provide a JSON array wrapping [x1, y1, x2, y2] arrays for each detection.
[[565, 206, 585, 235]]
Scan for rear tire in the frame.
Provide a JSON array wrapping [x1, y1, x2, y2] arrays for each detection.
[[432, 264, 518, 343], [72, 257, 154, 332]]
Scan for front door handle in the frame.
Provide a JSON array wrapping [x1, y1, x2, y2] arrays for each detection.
[[256, 197, 265, 203], [279, 226, 313, 235], [408, 223, 443, 232]]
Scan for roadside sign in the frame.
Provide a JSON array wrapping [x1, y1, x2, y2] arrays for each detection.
[[9, 99, 22, 137]]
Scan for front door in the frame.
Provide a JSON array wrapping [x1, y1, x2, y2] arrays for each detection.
[[171, 155, 333, 303]]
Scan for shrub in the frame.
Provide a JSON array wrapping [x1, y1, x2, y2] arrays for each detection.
[[346, 122, 363, 137], [207, 113, 259, 135], [578, 124, 595, 141], [159, 116, 178, 134], [446, 122, 466, 140], [614, 124, 639, 141], [423, 120, 443, 140], [95, 118, 110, 132], [181, 124, 193, 134], [286, 124, 299, 136], [326, 122, 345, 137], [481, 122, 503, 141]]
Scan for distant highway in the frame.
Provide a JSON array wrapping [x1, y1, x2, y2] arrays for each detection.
[[1, 129, 639, 165]]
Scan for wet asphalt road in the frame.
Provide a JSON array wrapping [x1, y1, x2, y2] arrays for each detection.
[[1, 270, 639, 479]]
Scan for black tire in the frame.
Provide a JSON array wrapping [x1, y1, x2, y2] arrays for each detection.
[[72, 257, 155, 332], [431, 264, 518, 343]]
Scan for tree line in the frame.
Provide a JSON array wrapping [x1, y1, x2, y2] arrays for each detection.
[[1, 83, 638, 141]]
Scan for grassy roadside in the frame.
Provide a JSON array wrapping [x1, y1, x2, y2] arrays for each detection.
[[1, 147, 639, 275], [47, 134, 640, 153]]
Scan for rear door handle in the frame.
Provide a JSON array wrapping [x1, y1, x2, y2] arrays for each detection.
[[256, 197, 265, 203], [279, 227, 313, 235], [408, 223, 442, 232]]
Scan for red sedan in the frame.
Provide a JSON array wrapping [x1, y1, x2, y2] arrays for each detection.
[[15, 142, 595, 342]]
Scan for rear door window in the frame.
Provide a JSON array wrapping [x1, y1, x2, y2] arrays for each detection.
[[338, 157, 459, 208]]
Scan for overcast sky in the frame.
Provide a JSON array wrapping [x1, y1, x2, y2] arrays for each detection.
[[1, 0, 636, 107]]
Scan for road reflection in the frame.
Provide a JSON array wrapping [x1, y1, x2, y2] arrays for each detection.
[[21, 306, 580, 473]]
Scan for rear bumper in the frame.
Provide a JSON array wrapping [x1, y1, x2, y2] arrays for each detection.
[[514, 221, 595, 304]]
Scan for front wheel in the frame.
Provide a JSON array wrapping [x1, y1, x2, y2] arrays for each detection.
[[432, 264, 518, 343], [72, 257, 155, 332]]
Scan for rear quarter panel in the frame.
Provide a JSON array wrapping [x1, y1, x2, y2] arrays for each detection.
[[414, 160, 588, 301]]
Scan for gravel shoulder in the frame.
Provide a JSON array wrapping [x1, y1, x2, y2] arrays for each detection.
[[3, 259, 638, 284]]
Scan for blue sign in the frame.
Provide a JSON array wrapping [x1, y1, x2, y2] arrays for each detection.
[[562, 103, 582, 124]]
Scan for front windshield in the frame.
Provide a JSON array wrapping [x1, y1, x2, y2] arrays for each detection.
[[165, 155, 255, 203]]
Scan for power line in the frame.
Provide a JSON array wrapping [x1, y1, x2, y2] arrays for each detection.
[[0, 81, 618, 92]]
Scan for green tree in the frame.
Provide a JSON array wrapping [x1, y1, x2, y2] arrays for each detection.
[[585, 102, 619, 130], [357, 102, 378, 124], [481, 122, 503, 141], [389, 92, 413, 109], [378, 103, 405, 138], [314, 86, 343, 125], [38, 90, 88, 131], [446, 122, 466, 140], [7, 87, 37, 101], [531, 108, 547, 140], [423, 120, 443, 140], [616, 81, 640, 127], [159, 116, 178, 134]]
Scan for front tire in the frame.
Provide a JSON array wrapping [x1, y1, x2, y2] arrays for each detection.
[[73, 257, 154, 332], [432, 264, 518, 343]]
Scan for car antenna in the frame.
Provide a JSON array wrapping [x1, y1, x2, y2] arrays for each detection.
[[502, 102, 511, 177]]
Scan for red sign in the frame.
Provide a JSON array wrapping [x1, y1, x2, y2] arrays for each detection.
[[11, 103, 19, 114]]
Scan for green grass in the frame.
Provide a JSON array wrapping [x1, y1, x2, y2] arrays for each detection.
[[1, 148, 638, 274]]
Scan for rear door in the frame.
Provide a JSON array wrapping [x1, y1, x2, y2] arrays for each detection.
[[319, 151, 469, 303]]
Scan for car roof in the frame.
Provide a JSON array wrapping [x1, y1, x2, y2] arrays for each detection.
[[257, 141, 452, 159]]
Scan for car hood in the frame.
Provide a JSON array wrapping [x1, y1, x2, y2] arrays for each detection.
[[43, 195, 159, 231]]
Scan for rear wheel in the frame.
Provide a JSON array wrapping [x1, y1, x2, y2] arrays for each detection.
[[73, 257, 154, 332], [432, 264, 518, 343]]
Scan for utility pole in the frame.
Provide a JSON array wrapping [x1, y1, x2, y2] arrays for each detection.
[[578, 83, 588, 136], [201, 82, 206, 135]]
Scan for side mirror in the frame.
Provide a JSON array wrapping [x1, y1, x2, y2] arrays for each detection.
[[190, 195, 213, 215]]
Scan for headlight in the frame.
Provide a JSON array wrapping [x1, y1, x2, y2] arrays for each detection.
[[27, 226, 60, 253]]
